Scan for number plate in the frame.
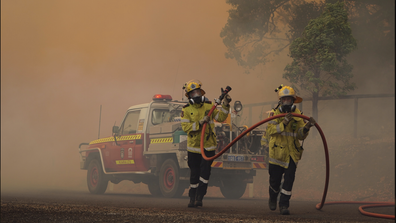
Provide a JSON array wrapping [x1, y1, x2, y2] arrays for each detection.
[[227, 155, 244, 162]]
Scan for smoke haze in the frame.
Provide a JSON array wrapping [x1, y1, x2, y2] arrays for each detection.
[[1, 1, 394, 201]]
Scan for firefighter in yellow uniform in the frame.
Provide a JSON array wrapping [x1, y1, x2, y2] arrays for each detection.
[[181, 79, 231, 208], [266, 85, 316, 215], [260, 114, 271, 164]]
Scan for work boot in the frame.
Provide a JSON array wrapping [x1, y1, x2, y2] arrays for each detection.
[[268, 199, 277, 211], [187, 197, 196, 208], [279, 206, 290, 215], [188, 189, 197, 208], [268, 199, 276, 211], [195, 195, 203, 207]]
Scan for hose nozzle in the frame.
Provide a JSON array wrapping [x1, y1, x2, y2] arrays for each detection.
[[219, 86, 232, 102]]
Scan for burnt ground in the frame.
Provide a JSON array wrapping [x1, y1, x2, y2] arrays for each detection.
[[1, 190, 394, 223]]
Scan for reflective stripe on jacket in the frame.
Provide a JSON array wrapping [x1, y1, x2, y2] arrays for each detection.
[[266, 108, 308, 168], [181, 102, 229, 154]]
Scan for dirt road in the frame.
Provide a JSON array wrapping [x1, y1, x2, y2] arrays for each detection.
[[1, 190, 393, 223]]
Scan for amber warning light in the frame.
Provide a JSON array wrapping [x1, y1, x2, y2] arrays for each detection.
[[153, 94, 172, 101]]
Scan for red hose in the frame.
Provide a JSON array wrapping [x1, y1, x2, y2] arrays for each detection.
[[199, 105, 394, 219], [320, 201, 395, 219]]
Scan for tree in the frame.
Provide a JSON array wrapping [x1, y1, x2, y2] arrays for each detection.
[[221, 0, 394, 74], [283, 2, 357, 122], [220, 0, 325, 73]]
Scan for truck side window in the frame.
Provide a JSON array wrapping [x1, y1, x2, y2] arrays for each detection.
[[121, 110, 140, 135], [152, 109, 168, 125], [151, 108, 182, 125]]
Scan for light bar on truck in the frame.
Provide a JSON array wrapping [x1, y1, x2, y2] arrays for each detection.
[[153, 94, 172, 101]]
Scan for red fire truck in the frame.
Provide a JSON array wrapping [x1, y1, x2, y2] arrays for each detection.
[[79, 94, 267, 199]]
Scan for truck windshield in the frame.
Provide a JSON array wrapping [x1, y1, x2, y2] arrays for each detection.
[[121, 110, 141, 135], [151, 108, 182, 125]]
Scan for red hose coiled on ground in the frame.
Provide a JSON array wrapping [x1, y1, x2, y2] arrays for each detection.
[[199, 105, 394, 219], [322, 201, 394, 219]]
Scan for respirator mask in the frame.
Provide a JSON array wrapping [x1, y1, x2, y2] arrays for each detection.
[[189, 96, 205, 104], [279, 97, 296, 113], [189, 89, 204, 105]]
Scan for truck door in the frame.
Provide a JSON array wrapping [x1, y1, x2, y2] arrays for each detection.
[[105, 109, 149, 172]]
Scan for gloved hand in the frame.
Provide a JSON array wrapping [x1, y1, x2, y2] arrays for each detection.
[[199, 116, 210, 126], [222, 94, 232, 107], [305, 117, 316, 129], [282, 112, 293, 126]]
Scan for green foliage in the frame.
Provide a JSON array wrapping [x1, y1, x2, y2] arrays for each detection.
[[283, 2, 357, 98], [221, 0, 325, 73], [221, 0, 394, 73]]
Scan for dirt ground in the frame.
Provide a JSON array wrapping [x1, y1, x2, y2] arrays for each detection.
[[1, 190, 394, 223]]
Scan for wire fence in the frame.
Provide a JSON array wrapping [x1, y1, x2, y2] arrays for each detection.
[[243, 93, 395, 138]]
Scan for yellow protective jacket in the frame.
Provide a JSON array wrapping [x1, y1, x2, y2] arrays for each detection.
[[261, 127, 270, 147], [266, 108, 309, 168], [181, 101, 229, 153]]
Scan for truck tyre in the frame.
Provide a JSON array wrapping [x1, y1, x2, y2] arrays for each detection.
[[147, 177, 162, 197], [219, 179, 247, 199], [159, 159, 185, 198], [87, 159, 108, 194]]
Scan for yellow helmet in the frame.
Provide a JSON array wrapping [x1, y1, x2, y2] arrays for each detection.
[[183, 79, 206, 98], [275, 84, 302, 103]]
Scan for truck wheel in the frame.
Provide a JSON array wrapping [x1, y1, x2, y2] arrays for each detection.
[[159, 159, 185, 198], [87, 159, 108, 194], [219, 179, 247, 199], [147, 177, 162, 197]]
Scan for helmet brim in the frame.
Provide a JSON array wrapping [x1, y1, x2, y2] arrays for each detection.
[[294, 96, 303, 103]]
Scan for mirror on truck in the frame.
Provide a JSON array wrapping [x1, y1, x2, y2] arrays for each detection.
[[112, 125, 121, 146], [234, 101, 243, 112], [112, 126, 120, 134]]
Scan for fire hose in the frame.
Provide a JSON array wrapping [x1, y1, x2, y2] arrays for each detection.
[[198, 89, 394, 220]]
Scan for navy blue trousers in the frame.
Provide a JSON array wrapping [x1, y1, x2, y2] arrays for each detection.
[[188, 150, 215, 198], [268, 157, 297, 208]]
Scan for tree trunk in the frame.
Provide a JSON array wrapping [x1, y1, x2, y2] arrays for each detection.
[[312, 91, 319, 123], [311, 91, 319, 137], [312, 68, 320, 126]]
